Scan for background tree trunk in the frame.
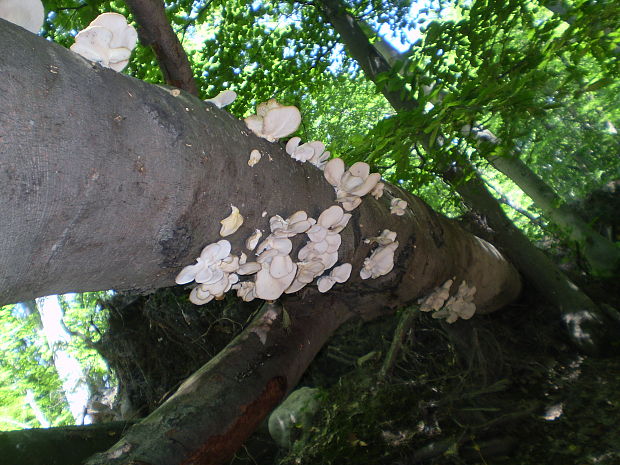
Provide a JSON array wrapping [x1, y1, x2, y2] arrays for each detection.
[[316, 0, 618, 353]]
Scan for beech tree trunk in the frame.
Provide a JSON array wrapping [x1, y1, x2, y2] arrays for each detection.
[[488, 153, 620, 276], [317, 0, 619, 354], [0, 19, 522, 464], [357, 12, 620, 278]]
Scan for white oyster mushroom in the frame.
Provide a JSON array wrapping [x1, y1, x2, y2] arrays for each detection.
[[364, 229, 397, 246], [390, 198, 408, 216], [237, 262, 262, 275], [0, 0, 44, 33], [269, 211, 315, 238], [220, 205, 244, 237], [248, 149, 262, 167], [317, 263, 352, 293], [244, 99, 301, 142], [285, 137, 315, 162], [175, 239, 231, 285], [70, 13, 137, 72], [285, 259, 326, 294], [189, 285, 215, 305], [371, 182, 385, 199], [245, 229, 263, 251], [256, 236, 293, 261], [432, 281, 477, 323], [360, 241, 399, 280], [418, 279, 454, 312], [324, 159, 381, 211], [254, 261, 298, 300], [233, 281, 257, 302], [205, 89, 237, 108]]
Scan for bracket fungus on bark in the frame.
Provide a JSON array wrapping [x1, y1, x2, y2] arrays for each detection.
[[204, 89, 237, 108], [70, 13, 137, 72], [432, 281, 477, 323], [360, 230, 398, 280], [324, 159, 382, 211], [244, 99, 301, 142], [0, 0, 44, 33], [390, 198, 408, 216], [220, 205, 244, 237], [285, 138, 330, 169], [317, 263, 352, 293], [371, 182, 385, 199]]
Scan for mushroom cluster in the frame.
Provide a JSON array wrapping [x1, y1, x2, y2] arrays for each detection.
[[432, 281, 477, 323], [317, 263, 352, 293], [288, 206, 351, 293], [70, 13, 137, 72], [390, 198, 408, 216], [360, 230, 399, 279], [175, 240, 242, 305], [418, 279, 454, 312], [205, 89, 237, 109], [0, 0, 44, 33], [285, 138, 330, 170], [324, 159, 382, 211], [244, 99, 301, 142]]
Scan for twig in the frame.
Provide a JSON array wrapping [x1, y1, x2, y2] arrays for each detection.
[[379, 304, 419, 379]]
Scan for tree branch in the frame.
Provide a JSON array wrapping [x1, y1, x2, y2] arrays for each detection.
[[124, 0, 199, 95]]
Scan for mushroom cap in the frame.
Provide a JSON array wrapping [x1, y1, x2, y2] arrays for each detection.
[[245, 229, 263, 251], [220, 205, 244, 237], [248, 149, 262, 167], [317, 205, 344, 229], [189, 285, 215, 305], [285, 137, 302, 155], [324, 158, 345, 187], [262, 106, 301, 141], [70, 26, 114, 65], [175, 262, 202, 285], [331, 263, 352, 283], [0, 0, 44, 33], [257, 99, 280, 117], [317, 276, 335, 293], [205, 89, 237, 108], [348, 162, 370, 179], [371, 182, 385, 199], [341, 197, 362, 211], [348, 172, 381, 197], [238, 262, 262, 275], [244, 115, 264, 136], [90, 12, 137, 50], [200, 240, 232, 262], [254, 262, 297, 300]]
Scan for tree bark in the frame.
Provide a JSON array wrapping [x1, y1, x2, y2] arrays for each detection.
[[0, 421, 133, 465], [316, 0, 619, 353], [124, 0, 199, 95]]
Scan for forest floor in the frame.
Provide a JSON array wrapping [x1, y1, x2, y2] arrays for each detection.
[[238, 274, 620, 465], [102, 257, 620, 465]]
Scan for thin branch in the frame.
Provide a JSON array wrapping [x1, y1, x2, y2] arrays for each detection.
[[123, 0, 199, 95]]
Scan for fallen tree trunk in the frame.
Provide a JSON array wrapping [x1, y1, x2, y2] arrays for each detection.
[[0, 421, 134, 465], [1, 19, 521, 465]]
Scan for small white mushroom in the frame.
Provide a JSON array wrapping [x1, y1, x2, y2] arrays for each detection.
[[237, 262, 262, 275], [0, 0, 44, 33], [371, 182, 384, 199], [390, 198, 408, 216], [205, 89, 237, 108], [220, 205, 244, 237], [248, 149, 262, 167], [244, 99, 301, 142], [317, 263, 352, 293], [232, 281, 257, 302], [364, 229, 397, 246], [418, 279, 454, 312], [323, 159, 381, 211], [245, 229, 262, 250], [70, 13, 137, 72], [360, 241, 399, 280], [285, 137, 315, 162]]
